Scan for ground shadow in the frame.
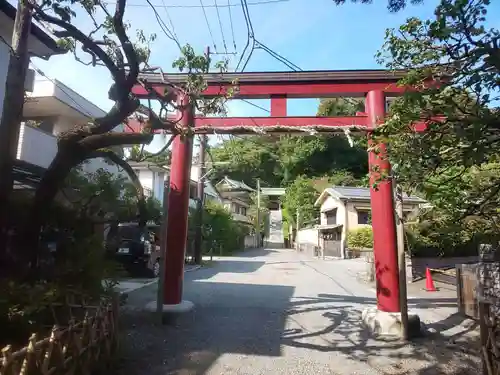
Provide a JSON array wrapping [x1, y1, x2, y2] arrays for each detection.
[[282, 293, 480, 374], [117, 281, 294, 375], [187, 260, 267, 281]]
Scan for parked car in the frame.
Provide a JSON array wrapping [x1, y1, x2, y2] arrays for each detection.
[[106, 222, 161, 277]]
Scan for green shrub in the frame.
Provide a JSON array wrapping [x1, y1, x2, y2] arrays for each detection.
[[200, 201, 248, 255], [347, 226, 373, 249]]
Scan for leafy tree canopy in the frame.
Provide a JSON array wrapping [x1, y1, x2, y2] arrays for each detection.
[[333, 0, 424, 12], [375, 0, 500, 220], [210, 98, 368, 187]]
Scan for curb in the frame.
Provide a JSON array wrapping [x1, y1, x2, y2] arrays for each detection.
[[119, 265, 202, 295]]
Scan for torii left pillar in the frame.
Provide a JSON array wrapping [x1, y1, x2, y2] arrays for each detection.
[[158, 92, 195, 313]]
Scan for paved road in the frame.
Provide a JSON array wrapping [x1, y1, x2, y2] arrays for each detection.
[[118, 248, 479, 375]]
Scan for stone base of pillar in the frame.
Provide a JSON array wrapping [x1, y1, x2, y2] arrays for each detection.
[[144, 300, 194, 314], [362, 307, 422, 338]]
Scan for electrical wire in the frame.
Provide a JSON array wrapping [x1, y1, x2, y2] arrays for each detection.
[[110, 0, 290, 8], [240, 99, 270, 113], [30, 62, 94, 118], [255, 40, 302, 71], [227, 0, 237, 52], [199, 0, 217, 52], [214, 0, 228, 55], [145, 0, 181, 50], [235, 0, 256, 71], [160, 0, 179, 42]]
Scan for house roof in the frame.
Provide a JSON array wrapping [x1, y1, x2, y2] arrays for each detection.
[[0, 0, 64, 57], [315, 185, 426, 206], [216, 176, 255, 192]]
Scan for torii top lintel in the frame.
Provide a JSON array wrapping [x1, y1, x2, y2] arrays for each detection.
[[132, 69, 409, 99]]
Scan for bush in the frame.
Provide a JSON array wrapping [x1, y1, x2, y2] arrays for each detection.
[[347, 227, 373, 249], [201, 201, 248, 255]]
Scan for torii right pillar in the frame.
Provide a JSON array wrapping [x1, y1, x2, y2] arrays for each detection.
[[365, 90, 400, 313]]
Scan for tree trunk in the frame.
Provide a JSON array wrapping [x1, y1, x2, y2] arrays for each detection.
[[21, 151, 77, 272], [0, 0, 33, 262]]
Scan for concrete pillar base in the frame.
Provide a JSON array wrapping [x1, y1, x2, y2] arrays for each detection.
[[144, 300, 194, 314], [362, 307, 422, 338]]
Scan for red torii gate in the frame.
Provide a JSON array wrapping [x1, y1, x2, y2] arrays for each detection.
[[131, 69, 417, 314]]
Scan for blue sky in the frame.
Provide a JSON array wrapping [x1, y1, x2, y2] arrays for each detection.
[[28, 0, 500, 151]]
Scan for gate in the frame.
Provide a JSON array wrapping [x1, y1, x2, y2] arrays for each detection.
[[321, 231, 342, 258]]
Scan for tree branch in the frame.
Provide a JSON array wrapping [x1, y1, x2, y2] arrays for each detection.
[[79, 131, 154, 151]]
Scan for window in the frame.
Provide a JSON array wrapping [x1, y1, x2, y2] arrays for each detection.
[[326, 208, 337, 225], [189, 184, 197, 200], [357, 210, 370, 224], [240, 207, 247, 216]]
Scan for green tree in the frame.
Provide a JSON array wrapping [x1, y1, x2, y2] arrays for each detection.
[[375, 0, 500, 219], [282, 176, 321, 228], [333, 0, 424, 12], [3, 0, 230, 268], [201, 201, 247, 255], [210, 98, 369, 187], [371, 0, 500, 255]]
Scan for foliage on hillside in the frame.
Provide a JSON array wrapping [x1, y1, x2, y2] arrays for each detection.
[[210, 100, 368, 188]]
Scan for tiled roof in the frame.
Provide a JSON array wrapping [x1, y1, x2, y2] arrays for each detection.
[[327, 186, 426, 203], [221, 177, 255, 191]]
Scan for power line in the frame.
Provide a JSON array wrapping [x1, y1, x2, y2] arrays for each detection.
[[227, 0, 237, 51], [214, 0, 228, 55], [255, 40, 302, 71], [145, 0, 181, 50], [240, 99, 270, 113], [105, 0, 290, 8], [29, 62, 94, 117], [235, 0, 256, 71], [160, 0, 179, 41], [199, 0, 217, 52]]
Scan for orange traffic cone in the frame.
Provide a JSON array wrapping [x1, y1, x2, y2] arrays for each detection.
[[425, 267, 437, 292]]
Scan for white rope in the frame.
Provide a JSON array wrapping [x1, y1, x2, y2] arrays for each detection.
[[193, 123, 369, 134], [344, 128, 354, 147]]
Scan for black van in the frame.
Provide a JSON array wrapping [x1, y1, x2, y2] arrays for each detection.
[[106, 222, 158, 276]]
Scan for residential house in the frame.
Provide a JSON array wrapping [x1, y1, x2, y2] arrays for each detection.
[[0, 0, 65, 188], [129, 161, 222, 209], [215, 176, 253, 225], [20, 78, 125, 176], [0, 0, 64, 119], [297, 186, 425, 259]]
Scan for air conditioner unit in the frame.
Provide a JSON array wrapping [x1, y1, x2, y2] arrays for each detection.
[[24, 68, 35, 92]]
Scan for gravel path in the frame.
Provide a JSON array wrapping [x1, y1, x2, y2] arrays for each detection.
[[116, 248, 481, 375]]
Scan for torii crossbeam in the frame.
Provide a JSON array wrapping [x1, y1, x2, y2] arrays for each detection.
[[131, 69, 419, 315]]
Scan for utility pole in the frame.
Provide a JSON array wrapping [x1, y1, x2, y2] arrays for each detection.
[[156, 177, 170, 322], [0, 0, 33, 251], [295, 208, 300, 249], [256, 178, 261, 247], [193, 135, 207, 265], [395, 182, 409, 340]]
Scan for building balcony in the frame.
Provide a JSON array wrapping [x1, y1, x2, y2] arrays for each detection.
[[17, 123, 57, 169], [231, 212, 252, 224], [17, 78, 125, 175]]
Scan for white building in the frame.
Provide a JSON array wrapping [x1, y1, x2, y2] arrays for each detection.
[[20, 78, 124, 175], [1, 0, 122, 181], [129, 161, 222, 209], [0, 0, 64, 119]]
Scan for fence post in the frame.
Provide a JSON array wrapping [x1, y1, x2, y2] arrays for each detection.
[[456, 264, 464, 316]]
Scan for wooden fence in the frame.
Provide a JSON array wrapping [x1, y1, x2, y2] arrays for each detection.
[[0, 298, 118, 375], [456, 260, 500, 375], [456, 263, 479, 319]]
